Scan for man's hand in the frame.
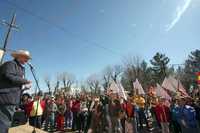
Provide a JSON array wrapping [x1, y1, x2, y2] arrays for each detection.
[[27, 80, 32, 84], [22, 82, 32, 91]]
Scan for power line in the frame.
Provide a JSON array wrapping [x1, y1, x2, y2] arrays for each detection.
[[3, 0, 122, 57]]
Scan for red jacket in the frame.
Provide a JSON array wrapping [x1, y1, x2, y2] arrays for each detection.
[[123, 102, 134, 117], [155, 104, 170, 123], [71, 100, 80, 113]]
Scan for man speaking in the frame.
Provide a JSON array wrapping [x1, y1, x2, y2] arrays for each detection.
[[0, 50, 32, 133]]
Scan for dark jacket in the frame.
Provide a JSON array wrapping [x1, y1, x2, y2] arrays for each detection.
[[0, 59, 28, 105]]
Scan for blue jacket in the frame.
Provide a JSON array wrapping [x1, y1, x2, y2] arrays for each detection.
[[179, 105, 198, 128]]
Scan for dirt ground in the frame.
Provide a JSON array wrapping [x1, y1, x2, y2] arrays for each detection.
[[9, 124, 47, 133]]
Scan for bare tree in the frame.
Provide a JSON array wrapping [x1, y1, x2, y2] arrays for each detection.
[[87, 74, 101, 94], [59, 72, 75, 92], [102, 66, 112, 91], [101, 65, 122, 91], [53, 74, 60, 94], [44, 75, 51, 94], [111, 65, 122, 82], [122, 56, 146, 92]]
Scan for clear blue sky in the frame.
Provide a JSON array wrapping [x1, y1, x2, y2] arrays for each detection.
[[0, 0, 199, 92]]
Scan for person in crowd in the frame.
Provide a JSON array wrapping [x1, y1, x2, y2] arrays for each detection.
[[102, 94, 112, 133], [177, 97, 199, 133], [191, 99, 200, 128], [80, 96, 89, 133], [134, 94, 149, 130], [88, 97, 104, 133], [86, 95, 94, 132], [28, 91, 45, 128], [109, 97, 123, 133], [149, 95, 161, 129], [45, 96, 57, 132], [65, 97, 73, 129], [72, 97, 81, 131], [124, 97, 135, 133], [42, 94, 50, 125], [56, 95, 66, 131], [170, 99, 182, 133], [155, 98, 170, 133], [0, 50, 32, 133]]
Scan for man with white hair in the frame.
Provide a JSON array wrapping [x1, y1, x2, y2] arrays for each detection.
[[0, 50, 32, 133]]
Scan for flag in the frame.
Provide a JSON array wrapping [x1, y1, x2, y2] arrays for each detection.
[[156, 84, 171, 100], [133, 79, 145, 95]]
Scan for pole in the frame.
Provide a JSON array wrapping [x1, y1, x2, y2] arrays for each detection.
[[0, 13, 18, 64], [28, 63, 41, 133]]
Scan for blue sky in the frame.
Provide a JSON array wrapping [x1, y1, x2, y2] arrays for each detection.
[[0, 0, 199, 92]]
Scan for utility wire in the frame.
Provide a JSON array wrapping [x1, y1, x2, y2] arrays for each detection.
[[3, 0, 122, 57]]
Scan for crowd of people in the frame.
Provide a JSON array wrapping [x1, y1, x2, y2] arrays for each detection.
[[1, 50, 199, 133], [18, 90, 200, 133]]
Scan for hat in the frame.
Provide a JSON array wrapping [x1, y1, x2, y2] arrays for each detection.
[[11, 50, 31, 59]]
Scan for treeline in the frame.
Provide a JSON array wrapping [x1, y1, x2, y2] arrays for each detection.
[[44, 49, 200, 95]]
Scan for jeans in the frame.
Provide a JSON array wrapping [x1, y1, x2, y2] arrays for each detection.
[[106, 114, 112, 133], [0, 105, 15, 133], [160, 122, 170, 133], [45, 113, 55, 131], [65, 110, 73, 128], [133, 117, 138, 133]]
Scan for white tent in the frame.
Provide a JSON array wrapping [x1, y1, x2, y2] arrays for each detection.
[[156, 84, 171, 100], [117, 81, 127, 100], [168, 76, 189, 97], [162, 77, 177, 93], [107, 81, 119, 94], [162, 76, 189, 97], [133, 79, 145, 95], [107, 81, 127, 100]]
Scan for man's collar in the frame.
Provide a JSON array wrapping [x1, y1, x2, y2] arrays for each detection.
[[14, 59, 25, 68]]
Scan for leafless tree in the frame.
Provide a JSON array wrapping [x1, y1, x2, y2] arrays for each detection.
[[53, 74, 60, 94], [44, 75, 52, 94], [59, 72, 75, 92], [87, 74, 101, 94], [102, 66, 112, 90], [111, 65, 122, 82], [101, 65, 122, 91], [122, 56, 144, 92]]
